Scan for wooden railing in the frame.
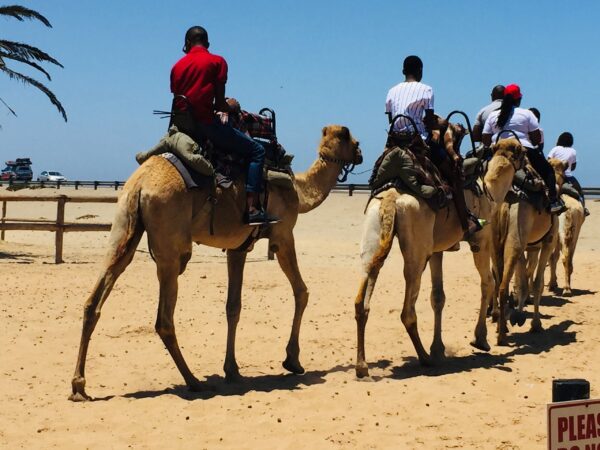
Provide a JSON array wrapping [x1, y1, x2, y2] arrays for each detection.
[[0, 194, 117, 263]]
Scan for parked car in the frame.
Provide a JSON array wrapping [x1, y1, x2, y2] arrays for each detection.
[[1, 168, 16, 181], [14, 165, 33, 181], [37, 171, 67, 182]]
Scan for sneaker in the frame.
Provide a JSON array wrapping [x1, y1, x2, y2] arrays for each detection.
[[245, 209, 280, 226], [549, 200, 566, 215]]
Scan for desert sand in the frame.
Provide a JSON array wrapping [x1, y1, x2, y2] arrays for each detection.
[[1, 187, 599, 449]]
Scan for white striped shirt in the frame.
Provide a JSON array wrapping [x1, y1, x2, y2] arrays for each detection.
[[385, 81, 434, 138]]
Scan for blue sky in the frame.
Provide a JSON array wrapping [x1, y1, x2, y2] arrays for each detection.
[[1, 1, 599, 185]]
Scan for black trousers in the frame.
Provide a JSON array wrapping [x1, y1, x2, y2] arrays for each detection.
[[526, 147, 557, 202]]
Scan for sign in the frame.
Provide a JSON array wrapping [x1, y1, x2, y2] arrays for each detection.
[[548, 399, 600, 450]]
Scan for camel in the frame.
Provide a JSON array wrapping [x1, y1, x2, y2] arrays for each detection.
[[548, 193, 585, 296], [491, 158, 567, 345], [69, 125, 362, 401], [354, 138, 524, 378]]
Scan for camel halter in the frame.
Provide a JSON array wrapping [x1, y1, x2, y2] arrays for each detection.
[[318, 153, 358, 183]]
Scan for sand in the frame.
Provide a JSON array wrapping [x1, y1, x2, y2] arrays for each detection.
[[1, 187, 599, 449]]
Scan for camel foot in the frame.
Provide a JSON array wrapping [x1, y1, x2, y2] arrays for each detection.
[[282, 358, 305, 375], [69, 376, 90, 402], [490, 310, 499, 323], [563, 288, 572, 297], [510, 310, 527, 327], [497, 335, 509, 347], [470, 339, 491, 352], [68, 391, 91, 402], [530, 318, 543, 333], [225, 371, 244, 384], [187, 377, 216, 392], [355, 362, 370, 379], [548, 283, 559, 294], [430, 346, 446, 364], [418, 353, 433, 367]]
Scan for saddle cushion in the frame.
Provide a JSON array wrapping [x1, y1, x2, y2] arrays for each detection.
[[561, 182, 580, 201]]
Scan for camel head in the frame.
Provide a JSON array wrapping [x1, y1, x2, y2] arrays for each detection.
[[484, 138, 525, 203], [319, 125, 363, 166], [548, 157, 568, 191]]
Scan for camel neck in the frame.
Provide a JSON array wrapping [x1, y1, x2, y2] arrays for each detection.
[[295, 155, 343, 214]]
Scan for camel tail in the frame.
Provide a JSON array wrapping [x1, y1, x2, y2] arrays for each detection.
[[105, 183, 144, 266], [371, 192, 397, 270]]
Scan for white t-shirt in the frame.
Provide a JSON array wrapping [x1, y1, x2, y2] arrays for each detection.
[[385, 81, 434, 138], [483, 107, 540, 148], [548, 145, 577, 176]]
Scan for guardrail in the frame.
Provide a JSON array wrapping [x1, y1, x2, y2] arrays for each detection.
[[0, 180, 124, 190], [0, 194, 117, 263]]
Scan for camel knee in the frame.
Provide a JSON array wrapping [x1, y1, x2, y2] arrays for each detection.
[[401, 309, 417, 329], [179, 252, 192, 275], [430, 287, 445, 308], [155, 320, 175, 340]]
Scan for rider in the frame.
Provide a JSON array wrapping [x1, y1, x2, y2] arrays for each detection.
[[472, 85, 504, 143], [547, 132, 590, 216], [170, 26, 277, 225], [482, 84, 565, 214], [385, 55, 483, 240]]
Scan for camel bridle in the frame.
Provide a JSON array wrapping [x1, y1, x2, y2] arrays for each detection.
[[319, 146, 361, 183]]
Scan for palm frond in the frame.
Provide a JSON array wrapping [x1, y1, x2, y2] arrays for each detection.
[[0, 50, 51, 79], [1, 66, 67, 121], [0, 40, 63, 67], [0, 95, 17, 116], [0, 5, 51, 27]]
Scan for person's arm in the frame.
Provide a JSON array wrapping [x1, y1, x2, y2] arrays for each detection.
[[472, 124, 482, 143], [529, 129, 542, 146], [214, 83, 230, 113], [482, 133, 492, 147]]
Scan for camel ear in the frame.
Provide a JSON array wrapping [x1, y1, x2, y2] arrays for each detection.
[[322, 126, 328, 137], [340, 126, 350, 140]]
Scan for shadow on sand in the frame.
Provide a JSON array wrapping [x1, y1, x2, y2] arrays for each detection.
[[0, 250, 35, 263], [122, 363, 355, 401], [385, 320, 577, 381], [108, 321, 577, 401]]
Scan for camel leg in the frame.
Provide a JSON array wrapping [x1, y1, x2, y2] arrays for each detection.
[[530, 226, 557, 332], [154, 250, 206, 391], [354, 202, 394, 378], [561, 224, 581, 297], [526, 247, 540, 300], [497, 246, 520, 346], [548, 239, 561, 293], [223, 250, 247, 382], [398, 235, 432, 365], [70, 222, 143, 401], [429, 252, 446, 362], [275, 235, 308, 375], [470, 243, 494, 351]]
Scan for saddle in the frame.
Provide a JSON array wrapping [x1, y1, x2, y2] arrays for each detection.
[[152, 97, 295, 190], [369, 133, 451, 211], [507, 160, 549, 212]]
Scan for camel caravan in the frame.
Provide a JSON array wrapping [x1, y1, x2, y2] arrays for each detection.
[[69, 30, 588, 400]]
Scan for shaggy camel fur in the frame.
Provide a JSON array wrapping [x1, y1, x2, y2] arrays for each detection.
[[354, 138, 524, 378], [548, 194, 585, 296], [69, 125, 362, 401], [491, 158, 567, 345]]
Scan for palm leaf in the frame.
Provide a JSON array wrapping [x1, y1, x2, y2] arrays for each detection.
[[0, 50, 51, 79], [1, 66, 67, 121], [0, 40, 63, 67], [0, 95, 17, 116], [0, 5, 51, 27]]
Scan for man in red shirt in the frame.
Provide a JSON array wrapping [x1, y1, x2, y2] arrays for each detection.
[[170, 26, 276, 225]]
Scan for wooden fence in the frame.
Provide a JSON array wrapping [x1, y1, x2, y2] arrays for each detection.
[[0, 194, 117, 263]]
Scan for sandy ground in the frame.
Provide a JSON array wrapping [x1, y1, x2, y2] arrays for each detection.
[[1, 187, 599, 449]]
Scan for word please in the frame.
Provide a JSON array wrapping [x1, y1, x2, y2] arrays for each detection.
[[558, 413, 600, 445]]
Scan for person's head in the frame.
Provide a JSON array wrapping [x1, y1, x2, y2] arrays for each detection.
[[491, 85, 505, 101], [183, 26, 209, 53], [557, 132, 574, 147], [497, 83, 522, 128], [529, 107, 541, 122], [403, 55, 423, 81]]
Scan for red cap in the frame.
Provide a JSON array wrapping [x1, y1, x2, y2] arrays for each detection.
[[504, 84, 522, 100]]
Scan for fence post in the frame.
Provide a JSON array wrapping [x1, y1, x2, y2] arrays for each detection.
[[75, 181, 79, 190], [55, 196, 66, 264], [57, 180, 61, 190], [349, 184, 355, 196], [114, 181, 119, 191], [94, 181, 99, 190], [1, 200, 6, 240]]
